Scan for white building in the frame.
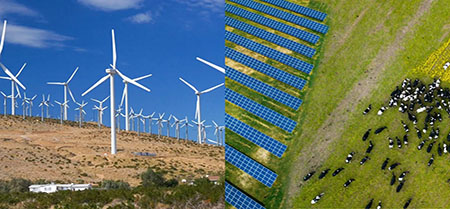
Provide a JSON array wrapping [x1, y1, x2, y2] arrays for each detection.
[[29, 183, 92, 193]]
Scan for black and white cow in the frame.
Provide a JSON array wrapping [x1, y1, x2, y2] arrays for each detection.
[[365, 199, 374, 209], [360, 156, 370, 165], [363, 129, 371, 141], [397, 137, 402, 149], [344, 178, 355, 187], [388, 137, 394, 149], [381, 158, 390, 170], [375, 126, 387, 134], [427, 141, 435, 153], [403, 134, 408, 145], [318, 169, 330, 179], [417, 140, 425, 150], [346, 152, 355, 163], [303, 171, 315, 181], [398, 171, 409, 182], [311, 192, 325, 204], [366, 141, 374, 154], [388, 163, 400, 171], [332, 168, 344, 177], [363, 104, 372, 115], [403, 198, 412, 209], [428, 155, 434, 166], [396, 181, 404, 192]]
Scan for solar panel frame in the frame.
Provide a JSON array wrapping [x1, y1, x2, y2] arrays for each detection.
[[226, 66, 302, 110], [226, 113, 287, 157], [225, 88, 297, 132], [225, 16, 316, 58], [225, 31, 314, 74], [259, 0, 327, 21], [225, 182, 266, 209], [226, 144, 277, 187], [225, 47, 307, 91], [228, 0, 329, 34], [225, 4, 319, 44]]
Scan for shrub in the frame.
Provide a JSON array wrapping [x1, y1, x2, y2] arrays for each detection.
[[101, 180, 130, 190], [141, 169, 165, 187]]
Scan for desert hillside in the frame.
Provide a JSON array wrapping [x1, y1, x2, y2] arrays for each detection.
[[0, 116, 224, 186]]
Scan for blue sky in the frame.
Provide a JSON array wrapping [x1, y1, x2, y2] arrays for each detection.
[[0, 0, 224, 142]]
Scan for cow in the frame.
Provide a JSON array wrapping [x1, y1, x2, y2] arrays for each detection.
[[428, 155, 434, 166], [332, 168, 344, 176], [416, 127, 422, 139], [444, 143, 448, 154], [377, 201, 382, 209], [311, 192, 324, 204], [363, 104, 372, 115], [366, 141, 374, 153], [381, 158, 390, 170], [346, 152, 355, 163], [365, 199, 374, 209], [418, 140, 425, 150], [318, 169, 330, 179], [375, 126, 387, 134], [388, 163, 400, 170], [390, 173, 396, 186], [438, 143, 443, 156], [389, 137, 394, 149], [447, 132, 450, 142], [397, 137, 402, 148], [396, 181, 404, 192], [303, 171, 315, 181], [398, 171, 409, 182], [403, 134, 408, 145], [403, 198, 412, 209], [363, 129, 371, 141], [344, 178, 355, 187], [378, 107, 387, 116], [360, 156, 370, 165], [401, 121, 409, 132], [427, 141, 435, 153]]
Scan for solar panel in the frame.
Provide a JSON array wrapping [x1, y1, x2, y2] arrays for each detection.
[[226, 144, 277, 187], [226, 31, 313, 74], [225, 88, 297, 132], [225, 47, 307, 90], [228, 0, 329, 34], [226, 16, 316, 58], [226, 182, 266, 209], [226, 66, 302, 110], [225, 4, 319, 44], [226, 114, 287, 157], [259, 0, 327, 21]]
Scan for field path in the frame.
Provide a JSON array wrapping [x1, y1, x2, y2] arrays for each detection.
[[286, 0, 434, 207]]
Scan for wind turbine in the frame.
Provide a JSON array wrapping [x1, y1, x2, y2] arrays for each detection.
[[120, 74, 152, 131], [115, 106, 122, 132], [212, 121, 221, 146], [55, 100, 68, 124], [0, 91, 7, 115], [179, 77, 223, 144], [47, 67, 79, 120], [180, 116, 193, 140], [219, 126, 225, 146], [196, 57, 225, 74], [164, 115, 172, 137], [81, 29, 150, 155], [39, 95, 45, 121], [92, 96, 109, 127], [74, 101, 87, 128], [44, 94, 52, 118], [153, 113, 165, 137], [0, 20, 27, 116], [135, 109, 143, 135], [171, 116, 185, 140], [27, 94, 36, 116], [143, 112, 155, 134]]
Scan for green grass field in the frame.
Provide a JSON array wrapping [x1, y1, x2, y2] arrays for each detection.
[[225, 0, 450, 208]]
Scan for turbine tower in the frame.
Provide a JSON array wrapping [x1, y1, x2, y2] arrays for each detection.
[[120, 74, 152, 131], [181, 116, 193, 140], [154, 113, 165, 137], [0, 20, 27, 115], [0, 91, 7, 115], [47, 67, 79, 120], [74, 101, 87, 128], [179, 77, 223, 143], [54, 100, 68, 124], [92, 96, 109, 127], [82, 29, 150, 155], [171, 116, 185, 140]]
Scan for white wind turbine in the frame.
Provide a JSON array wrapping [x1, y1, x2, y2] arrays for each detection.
[[81, 29, 150, 155], [54, 100, 68, 124], [143, 112, 155, 134], [135, 109, 143, 135], [212, 120, 221, 146], [164, 115, 172, 137], [39, 95, 46, 121], [179, 77, 223, 144], [153, 113, 165, 137], [0, 20, 27, 116], [27, 94, 36, 116], [196, 57, 225, 74], [171, 116, 185, 140], [74, 101, 87, 128], [120, 74, 152, 131], [115, 106, 122, 132], [92, 96, 109, 127], [192, 120, 205, 143], [181, 116, 193, 140], [47, 67, 79, 120], [0, 91, 7, 115]]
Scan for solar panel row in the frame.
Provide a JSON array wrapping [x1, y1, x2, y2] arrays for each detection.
[[225, 4, 319, 44], [226, 16, 316, 58], [226, 66, 302, 110], [225, 47, 307, 90], [228, 0, 329, 34], [259, 0, 327, 21], [225, 88, 297, 133], [226, 113, 287, 157], [226, 144, 277, 187], [225, 31, 314, 74], [225, 182, 266, 209]]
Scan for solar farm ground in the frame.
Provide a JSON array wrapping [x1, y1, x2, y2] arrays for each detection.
[[226, 0, 450, 208], [0, 115, 224, 186]]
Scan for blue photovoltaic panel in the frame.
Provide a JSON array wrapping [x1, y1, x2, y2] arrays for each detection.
[[225, 16, 315, 58], [228, 0, 329, 34], [226, 182, 265, 209], [225, 31, 313, 74], [226, 66, 302, 109], [226, 144, 277, 187], [225, 88, 297, 132], [225, 4, 319, 44], [225, 47, 307, 90], [226, 114, 287, 157], [259, 0, 327, 21]]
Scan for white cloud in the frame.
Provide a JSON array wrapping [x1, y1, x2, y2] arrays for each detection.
[[175, 0, 223, 13], [127, 11, 152, 24], [0, 0, 39, 18], [78, 0, 144, 11], [3, 24, 73, 48]]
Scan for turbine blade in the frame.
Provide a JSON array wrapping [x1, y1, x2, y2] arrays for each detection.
[[111, 29, 116, 69], [15, 83, 21, 98], [0, 63, 25, 90], [0, 20, 6, 56], [120, 86, 126, 107], [195, 98, 199, 119], [67, 86, 76, 103], [116, 70, 150, 92], [196, 57, 225, 74], [200, 83, 224, 94], [133, 73, 152, 81], [66, 67, 79, 83], [81, 74, 109, 96], [102, 95, 110, 103], [15, 63, 27, 77], [0, 91, 5, 97], [91, 98, 101, 103], [179, 77, 198, 92], [212, 120, 218, 127], [47, 82, 65, 85]]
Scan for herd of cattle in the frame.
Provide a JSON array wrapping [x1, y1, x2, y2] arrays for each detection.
[[304, 78, 449, 208]]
